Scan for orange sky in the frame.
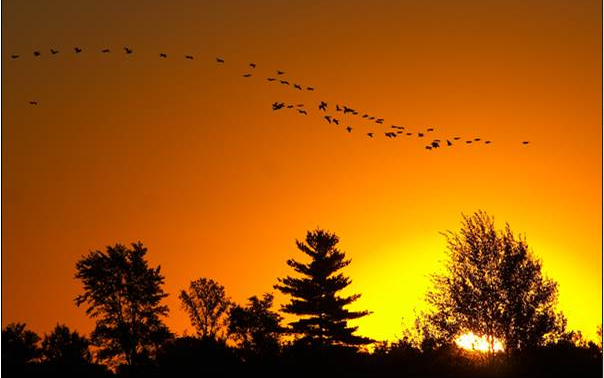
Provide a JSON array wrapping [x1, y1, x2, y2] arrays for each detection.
[[3, 0, 602, 342]]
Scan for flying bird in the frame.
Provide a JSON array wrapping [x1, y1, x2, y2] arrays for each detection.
[[418, 133, 424, 137], [368, 116, 375, 120], [267, 78, 276, 81], [101, 49, 110, 53], [216, 57, 224, 63], [296, 104, 304, 107], [243, 73, 252, 77], [406, 132, 412, 136], [124, 47, 133, 54], [272, 102, 285, 110], [298, 109, 307, 115], [324, 116, 332, 124], [485, 141, 492, 144], [287, 105, 294, 108], [50, 49, 59, 54], [427, 128, 434, 132], [346, 126, 352, 133], [33, 51, 41, 57], [29, 101, 38, 105], [307, 86, 314, 91], [292, 84, 301, 90], [446, 140, 453, 146], [362, 114, 368, 118], [74, 47, 82, 53], [336, 104, 342, 112], [454, 137, 461, 140], [466, 140, 472, 144], [376, 118, 384, 124], [280, 80, 289, 85], [343, 106, 354, 114], [474, 138, 481, 141], [367, 132, 374, 138], [333, 118, 339, 125], [319, 101, 327, 111], [431, 141, 440, 148], [10, 55, 19, 59], [160, 53, 167, 58], [522, 141, 530, 145], [426, 146, 432, 150], [186, 55, 194, 60], [249, 63, 256, 68], [276, 70, 285, 75]]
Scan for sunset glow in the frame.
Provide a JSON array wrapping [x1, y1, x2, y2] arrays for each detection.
[[2, 0, 601, 346], [455, 332, 504, 353]]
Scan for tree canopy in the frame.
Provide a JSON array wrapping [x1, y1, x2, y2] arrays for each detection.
[[179, 277, 231, 341], [74, 242, 171, 366], [426, 211, 566, 354], [274, 228, 372, 349]]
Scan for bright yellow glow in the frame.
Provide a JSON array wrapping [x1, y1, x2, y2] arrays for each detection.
[[455, 332, 504, 353]]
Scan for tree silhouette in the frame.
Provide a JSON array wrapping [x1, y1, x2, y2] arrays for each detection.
[[274, 228, 372, 349], [74, 242, 171, 366], [41, 324, 91, 365], [426, 211, 565, 355], [2, 323, 41, 366], [179, 277, 231, 340], [229, 293, 283, 357]]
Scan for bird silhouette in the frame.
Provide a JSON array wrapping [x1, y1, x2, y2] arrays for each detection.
[[406, 132, 412, 136], [33, 51, 41, 57], [29, 101, 38, 105], [124, 47, 133, 54], [296, 104, 304, 107], [474, 138, 481, 141], [485, 141, 492, 144], [298, 109, 308, 115], [367, 132, 374, 138], [333, 118, 339, 125], [466, 140, 472, 144], [343, 106, 354, 114], [522, 141, 530, 144], [272, 102, 285, 110], [276, 70, 285, 75], [426, 146, 432, 150], [101, 49, 110, 53], [280, 80, 289, 85], [324, 116, 332, 123], [346, 126, 352, 133], [376, 118, 384, 124], [319, 101, 327, 111], [368, 116, 375, 120], [50, 49, 59, 54], [431, 141, 440, 148], [11, 54, 19, 59], [454, 137, 461, 140], [307, 86, 315, 91], [427, 128, 434, 132], [446, 140, 453, 146], [287, 105, 294, 108], [186, 55, 194, 60], [216, 57, 224, 63], [249, 63, 256, 68], [267, 77, 276, 81], [243, 73, 252, 77], [160, 53, 167, 58], [418, 133, 424, 137], [74, 47, 82, 53], [336, 104, 342, 112], [362, 114, 368, 118]]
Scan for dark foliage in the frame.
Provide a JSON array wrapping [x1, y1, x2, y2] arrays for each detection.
[[74, 242, 172, 366], [275, 229, 373, 349], [179, 277, 231, 340], [228, 293, 283, 359]]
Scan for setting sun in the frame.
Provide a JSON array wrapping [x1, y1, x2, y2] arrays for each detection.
[[455, 332, 505, 353]]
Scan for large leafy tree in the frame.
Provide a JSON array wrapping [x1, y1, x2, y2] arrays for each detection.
[[426, 211, 565, 354], [228, 293, 283, 357], [274, 229, 372, 349], [75, 242, 171, 366], [179, 277, 231, 340]]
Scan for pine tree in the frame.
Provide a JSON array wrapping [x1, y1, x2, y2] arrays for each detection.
[[274, 229, 372, 349]]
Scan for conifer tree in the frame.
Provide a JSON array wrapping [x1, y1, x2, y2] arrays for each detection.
[[274, 229, 372, 349]]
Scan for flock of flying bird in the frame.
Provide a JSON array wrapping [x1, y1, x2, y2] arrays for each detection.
[[11, 46, 531, 150]]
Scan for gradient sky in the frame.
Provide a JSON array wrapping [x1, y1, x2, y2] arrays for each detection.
[[3, 0, 601, 342]]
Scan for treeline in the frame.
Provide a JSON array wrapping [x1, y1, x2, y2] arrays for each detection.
[[2, 211, 602, 377]]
